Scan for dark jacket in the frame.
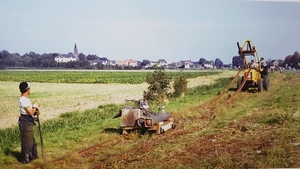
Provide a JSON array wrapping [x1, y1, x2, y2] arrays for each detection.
[[261, 65, 268, 75]]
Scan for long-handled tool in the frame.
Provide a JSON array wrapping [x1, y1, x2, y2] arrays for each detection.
[[36, 112, 46, 162]]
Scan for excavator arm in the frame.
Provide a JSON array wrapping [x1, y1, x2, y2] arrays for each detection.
[[237, 39, 261, 70]]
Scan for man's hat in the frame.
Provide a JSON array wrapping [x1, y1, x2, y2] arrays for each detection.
[[19, 82, 31, 93]]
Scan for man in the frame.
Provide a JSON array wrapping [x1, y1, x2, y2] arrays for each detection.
[[249, 59, 258, 69], [260, 57, 268, 90], [249, 60, 255, 68], [18, 82, 40, 164]]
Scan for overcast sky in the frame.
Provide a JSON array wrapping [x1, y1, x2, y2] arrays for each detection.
[[0, 0, 299, 64]]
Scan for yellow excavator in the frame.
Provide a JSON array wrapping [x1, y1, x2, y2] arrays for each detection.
[[236, 39, 269, 92]]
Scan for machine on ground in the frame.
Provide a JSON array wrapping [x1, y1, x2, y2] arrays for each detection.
[[236, 39, 269, 92], [113, 99, 176, 135]]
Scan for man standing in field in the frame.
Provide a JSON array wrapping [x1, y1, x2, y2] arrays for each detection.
[[18, 82, 40, 164], [260, 57, 269, 91]]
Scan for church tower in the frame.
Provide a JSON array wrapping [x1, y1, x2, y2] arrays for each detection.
[[74, 43, 79, 57]]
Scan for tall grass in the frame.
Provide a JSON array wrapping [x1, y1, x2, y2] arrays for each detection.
[[0, 103, 130, 167], [0, 77, 229, 164], [2, 71, 299, 168], [165, 77, 234, 114], [115, 72, 300, 168]]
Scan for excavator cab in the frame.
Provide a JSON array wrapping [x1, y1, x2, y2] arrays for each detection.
[[236, 40, 268, 92]]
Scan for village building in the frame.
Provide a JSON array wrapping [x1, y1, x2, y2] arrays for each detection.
[[55, 43, 79, 63], [53, 43, 219, 69], [203, 61, 214, 69], [109, 60, 116, 66], [128, 59, 138, 67], [190, 61, 202, 69], [116, 59, 138, 67], [157, 59, 167, 67], [177, 60, 192, 69]]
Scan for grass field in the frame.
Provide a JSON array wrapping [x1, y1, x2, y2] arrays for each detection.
[[1, 69, 299, 168], [0, 69, 220, 84], [0, 70, 236, 129]]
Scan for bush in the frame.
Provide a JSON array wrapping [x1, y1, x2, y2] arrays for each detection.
[[143, 66, 171, 105], [172, 72, 188, 97]]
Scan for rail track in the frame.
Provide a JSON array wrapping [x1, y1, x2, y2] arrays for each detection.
[[34, 69, 248, 169], [33, 136, 123, 168], [33, 129, 188, 169]]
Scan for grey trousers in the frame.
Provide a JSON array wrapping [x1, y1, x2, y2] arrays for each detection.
[[19, 116, 38, 163], [262, 75, 269, 91]]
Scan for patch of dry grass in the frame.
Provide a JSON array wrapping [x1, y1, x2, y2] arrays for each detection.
[[0, 82, 148, 129], [0, 70, 237, 129]]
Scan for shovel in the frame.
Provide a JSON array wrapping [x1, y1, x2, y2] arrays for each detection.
[[36, 111, 46, 163]]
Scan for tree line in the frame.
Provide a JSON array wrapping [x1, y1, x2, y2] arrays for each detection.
[[0, 50, 299, 70], [0, 50, 137, 70]]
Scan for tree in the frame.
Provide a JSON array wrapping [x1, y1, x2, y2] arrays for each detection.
[[214, 58, 224, 69], [172, 72, 188, 98], [291, 51, 300, 68], [78, 53, 86, 61], [232, 55, 243, 68], [0, 50, 10, 59], [143, 66, 171, 105], [140, 60, 151, 67], [277, 59, 284, 68], [0, 50, 11, 68], [10, 53, 22, 67], [22, 56, 32, 67], [30, 58, 38, 67], [38, 53, 57, 68], [86, 54, 99, 61], [199, 58, 206, 66]]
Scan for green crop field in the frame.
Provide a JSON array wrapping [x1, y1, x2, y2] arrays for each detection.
[[0, 70, 220, 84]]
